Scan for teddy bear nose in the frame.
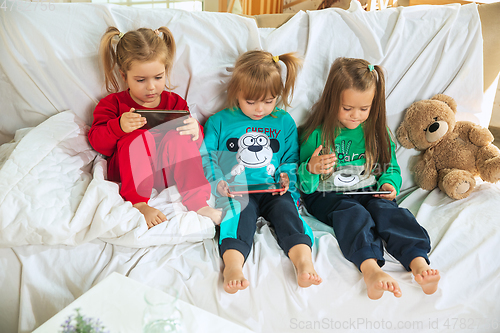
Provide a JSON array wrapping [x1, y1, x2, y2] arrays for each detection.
[[429, 122, 440, 133], [248, 145, 262, 152]]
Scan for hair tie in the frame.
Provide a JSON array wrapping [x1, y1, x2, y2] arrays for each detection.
[[154, 29, 160, 36], [368, 64, 375, 72], [118, 32, 124, 39], [272, 55, 280, 63]]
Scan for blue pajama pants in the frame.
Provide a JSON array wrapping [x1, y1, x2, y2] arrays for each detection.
[[217, 192, 314, 260], [303, 191, 431, 271]]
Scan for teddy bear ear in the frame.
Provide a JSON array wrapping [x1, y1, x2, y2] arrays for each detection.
[[396, 124, 415, 149], [431, 94, 457, 113]]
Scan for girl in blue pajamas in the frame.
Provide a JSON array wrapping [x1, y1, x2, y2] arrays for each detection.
[[202, 50, 322, 294]]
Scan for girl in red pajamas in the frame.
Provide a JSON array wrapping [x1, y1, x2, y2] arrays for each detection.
[[88, 26, 222, 228]]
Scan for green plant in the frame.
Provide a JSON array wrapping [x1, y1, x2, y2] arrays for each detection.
[[60, 308, 109, 333]]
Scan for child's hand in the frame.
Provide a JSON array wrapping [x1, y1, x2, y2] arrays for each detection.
[[307, 145, 336, 175], [217, 180, 240, 198], [120, 108, 146, 133], [274, 172, 289, 196], [373, 183, 397, 201], [177, 116, 200, 141]]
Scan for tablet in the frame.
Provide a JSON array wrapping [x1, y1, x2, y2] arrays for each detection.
[[342, 190, 392, 195], [135, 110, 190, 130], [228, 183, 285, 195]]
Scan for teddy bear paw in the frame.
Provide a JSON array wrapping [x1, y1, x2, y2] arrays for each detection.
[[456, 182, 471, 195], [479, 156, 500, 183], [441, 170, 476, 200]]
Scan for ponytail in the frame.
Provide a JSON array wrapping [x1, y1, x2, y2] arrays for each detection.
[[156, 26, 176, 89], [275, 53, 303, 108], [99, 26, 122, 93]]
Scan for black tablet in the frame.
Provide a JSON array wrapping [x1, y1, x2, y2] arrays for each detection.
[[135, 110, 190, 130], [228, 183, 285, 195], [342, 190, 392, 195]]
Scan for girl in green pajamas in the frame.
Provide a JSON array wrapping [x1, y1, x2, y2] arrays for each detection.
[[298, 57, 440, 299]]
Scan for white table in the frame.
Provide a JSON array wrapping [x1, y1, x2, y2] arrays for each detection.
[[33, 272, 254, 333]]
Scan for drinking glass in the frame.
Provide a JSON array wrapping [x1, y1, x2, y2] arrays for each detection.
[[143, 288, 183, 333]]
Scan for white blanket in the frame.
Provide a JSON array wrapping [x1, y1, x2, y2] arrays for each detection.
[[0, 111, 215, 247]]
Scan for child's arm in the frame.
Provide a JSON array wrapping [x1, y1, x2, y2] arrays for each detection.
[[200, 115, 227, 197], [88, 97, 135, 157], [297, 129, 323, 194], [273, 115, 300, 200], [376, 133, 402, 196]]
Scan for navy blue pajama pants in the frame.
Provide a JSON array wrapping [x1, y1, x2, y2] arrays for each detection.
[[217, 192, 314, 260], [303, 191, 431, 271]]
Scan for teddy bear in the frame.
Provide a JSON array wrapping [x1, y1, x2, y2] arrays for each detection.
[[396, 94, 500, 200]]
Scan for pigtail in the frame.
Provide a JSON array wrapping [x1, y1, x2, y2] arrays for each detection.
[[364, 64, 391, 174], [156, 26, 176, 90], [99, 26, 121, 93], [276, 53, 303, 108]]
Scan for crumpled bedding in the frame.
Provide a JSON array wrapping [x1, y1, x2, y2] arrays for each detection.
[[0, 111, 215, 247]]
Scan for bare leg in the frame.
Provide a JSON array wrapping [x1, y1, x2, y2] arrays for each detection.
[[410, 257, 440, 295], [288, 244, 322, 288], [197, 206, 223, 225], [222, 249, 249, 294], [360, 258, 402, 299], [133, 202, 167, 229]]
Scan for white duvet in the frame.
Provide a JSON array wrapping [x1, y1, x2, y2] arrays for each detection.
[[0, 111, 215, 247]]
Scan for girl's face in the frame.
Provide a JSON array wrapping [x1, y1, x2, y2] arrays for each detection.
[[338, 87, 375, 129], [122, 59, 166, 108], [238, 92, 277, 121]]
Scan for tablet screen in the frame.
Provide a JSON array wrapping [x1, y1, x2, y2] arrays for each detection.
[[342, 190, 391, 195], [228, 183, 284, 195], [135, 110, 190, 130]]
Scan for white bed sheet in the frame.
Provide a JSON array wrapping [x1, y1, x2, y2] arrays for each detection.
[[5, 201, 500, 333]]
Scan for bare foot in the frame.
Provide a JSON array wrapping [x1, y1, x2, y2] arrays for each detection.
[[222, 250, 249, 294], [288, 244, 322, 288], [223, 266, 249, 294], [410, 257, 440, 295], [360, 259, 402, 300], [133, 202, 167, 229], [297, 270, 322, 288], [197, 206, 223, 225]]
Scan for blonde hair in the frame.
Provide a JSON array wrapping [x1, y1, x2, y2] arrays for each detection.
[[226, 50, 302, 111], [299, 57, 391, 174], [99, 27, 176, 93]]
